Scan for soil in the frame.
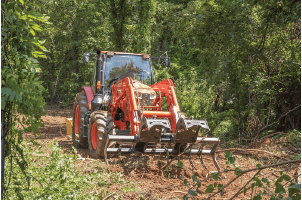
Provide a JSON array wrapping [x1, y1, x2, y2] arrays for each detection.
[[24, 106, 301, 200]]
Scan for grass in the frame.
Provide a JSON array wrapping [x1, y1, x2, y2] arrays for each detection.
[[4, 139, 141, 199]]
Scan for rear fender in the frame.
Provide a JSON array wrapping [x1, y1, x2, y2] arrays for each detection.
[[82, 86, 94, 110]]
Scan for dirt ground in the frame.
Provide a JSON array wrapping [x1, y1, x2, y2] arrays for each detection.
[[24, 106, 301, 199]]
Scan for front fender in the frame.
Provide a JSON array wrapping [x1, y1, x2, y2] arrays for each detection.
[[82, 86, 94, 110]]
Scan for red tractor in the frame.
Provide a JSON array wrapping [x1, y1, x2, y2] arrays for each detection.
[[73, 50, 220, 171]]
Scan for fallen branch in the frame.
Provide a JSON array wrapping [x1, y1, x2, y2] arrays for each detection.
[[216, 148, 282, 158], [275, 141, 300, 149], [256, 105, 301, 135], [31, 175, 44, 187], [237, 132, 287, 141], [233, 159, 300, 174], [220, 140, 246, 148], [103, 192, 116, 200], [196, 159, 300, 191], [260, 132, 286, 140], [204, 159, 300, 199], [229, 170, 262, 200], [206, 169, 262, 200], [171, 191, 204, 199], [171, 191, 187, 194]]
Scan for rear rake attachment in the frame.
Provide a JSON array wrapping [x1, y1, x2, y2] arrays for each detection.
[[104, 118, 221, 173]]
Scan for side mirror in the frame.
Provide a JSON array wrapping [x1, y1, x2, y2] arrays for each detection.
[[165, 57, 170, 67], [151, 56, 171, 67], [83, 53, 90, 63]]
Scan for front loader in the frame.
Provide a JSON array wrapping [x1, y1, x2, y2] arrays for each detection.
[[72, 50, 220, 172]]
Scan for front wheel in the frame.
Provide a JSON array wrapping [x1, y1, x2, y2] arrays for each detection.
[[88, 111, 114, 158]]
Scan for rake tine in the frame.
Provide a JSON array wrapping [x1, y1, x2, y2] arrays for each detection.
[[153, 143, 157, 159], [159, 144, 165, 164], [178, 144, 181, 162], [199, 144, 209, 171], [212, 144, 221, 172], [159, 145, 162, 159], [165, 145, 170, 167], [212, 153, 220, 172], [189, 143, 196, 170], [117, 143, 122, 158]]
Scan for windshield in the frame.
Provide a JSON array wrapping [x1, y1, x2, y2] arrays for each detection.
[[104, 54, 152, 86]]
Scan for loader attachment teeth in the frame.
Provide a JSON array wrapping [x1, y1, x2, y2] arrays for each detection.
[[138, 117, 171, 143], [174, 118, 210, 143], [199, 144, 207, 170], [106, 137, 221, 172]]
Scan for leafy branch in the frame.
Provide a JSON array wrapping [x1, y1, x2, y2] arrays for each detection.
[[180, 149, 300, 199]]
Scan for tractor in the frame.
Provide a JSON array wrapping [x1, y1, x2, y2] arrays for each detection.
[[72, 50, 220, 172]]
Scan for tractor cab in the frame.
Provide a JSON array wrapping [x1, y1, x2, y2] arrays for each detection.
[[83, 51, 169, 95], [104, 53, 153, 87]]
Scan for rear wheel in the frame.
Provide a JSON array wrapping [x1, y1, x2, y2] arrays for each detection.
[[88, 111, 114, 158], [72, 91, 89, 148]]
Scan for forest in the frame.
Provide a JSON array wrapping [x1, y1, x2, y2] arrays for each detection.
[[1, 0, 301, 199]]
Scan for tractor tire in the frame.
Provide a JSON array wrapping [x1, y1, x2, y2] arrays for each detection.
[[72, 91, 89, 148], [88, 110, 114, 158]]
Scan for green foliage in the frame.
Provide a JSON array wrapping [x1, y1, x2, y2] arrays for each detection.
[[177, 160, 184, 168], [225, 150, 235, 164], [4, 139, 123, 199], [2, 1, 48, 196], [192, 174, 197, 182], [212, 172, 219, 181], [234, 168, 242, 176], [181, 151, 301, 199], [294, 154, 301, 160], [205, 184, 214, 193], [152, 0, 300, 139], [2, 0, 46, 121], [256, 164, 263, 168], [288, 130, 301, 147]]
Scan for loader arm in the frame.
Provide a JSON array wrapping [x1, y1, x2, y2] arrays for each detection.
[[110, 77, 183, 136], [110, 77, 139, 135]]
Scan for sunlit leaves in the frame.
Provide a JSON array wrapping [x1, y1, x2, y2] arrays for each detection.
[[212, 172, 219, 181], [177, 160, 184, 167], [225, 150, 235, 164], [192, 174, 197, 182], [205, 184, 214, 193], [188, 189, 197, 196], [197, 180, 201, 188], [234, 168, 242, 176], [256, 164, 262, 168], [294, 154, 301, 160]]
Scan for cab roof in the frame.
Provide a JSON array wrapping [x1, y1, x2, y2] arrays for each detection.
[[100, 51, 151, 57]]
